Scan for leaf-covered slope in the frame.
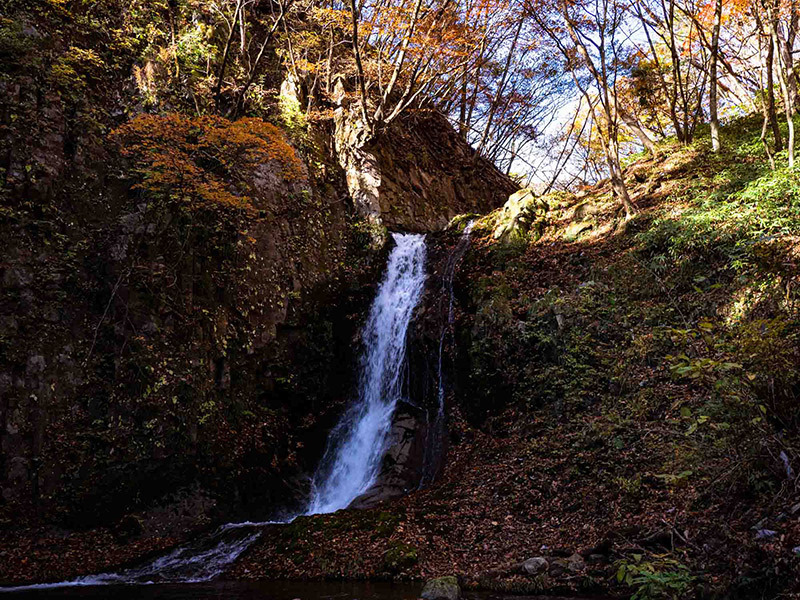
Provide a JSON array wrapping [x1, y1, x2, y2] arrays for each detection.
[[233, 115, 800, 599]]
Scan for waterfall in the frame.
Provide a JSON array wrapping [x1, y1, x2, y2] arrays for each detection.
[[420, 221, 475, 487], [1, 233, 428, 591], [307, 233, 427, 514]]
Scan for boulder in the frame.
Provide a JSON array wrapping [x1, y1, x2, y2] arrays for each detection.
[[549, 553, 586, 577], [421, 576, 460, 600], [563, 219, 593, 240], [566, 553, 585, 572], [113, 514, 145, 542], [570, 200, 605, 220], [492, 188, 549, 244], [521, 556, 549, 575]]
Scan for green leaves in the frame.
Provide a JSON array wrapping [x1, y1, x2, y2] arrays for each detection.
[[616, 555, 694, 600]]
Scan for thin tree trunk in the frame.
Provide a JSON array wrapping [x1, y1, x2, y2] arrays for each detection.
[[230, 0, 291, 118], [766, 38, 783, 151], [765, 0, 797, 166], [760, 106, 777, 169], [709, 0, 722, 152], [348, 0, 372, 131], [458, 66, 468, 138], [559, 1, 634, 217], [475, 18, 523, 158], [213, 0, 245, 111], [618, 105, 659, 154]]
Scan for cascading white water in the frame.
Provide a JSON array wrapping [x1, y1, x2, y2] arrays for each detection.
[[1, 233, 428, 592], [307, 233, 427, 514]]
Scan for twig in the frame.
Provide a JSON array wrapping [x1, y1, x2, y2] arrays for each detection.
[[84, 269, 129, 366]]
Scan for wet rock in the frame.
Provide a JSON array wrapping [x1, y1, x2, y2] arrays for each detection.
[[351, 410, 428, 508], [113, 514, 145, 542], [421, 575, 460, 600], [521, 556, 549, 575]]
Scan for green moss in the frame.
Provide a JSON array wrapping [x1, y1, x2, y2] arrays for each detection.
[[382, 542, 418, 574], [374, 511, 401, 537]]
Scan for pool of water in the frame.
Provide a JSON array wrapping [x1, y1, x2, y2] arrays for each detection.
[[0, 581, 413, 600], [0, 580, 595, 600]]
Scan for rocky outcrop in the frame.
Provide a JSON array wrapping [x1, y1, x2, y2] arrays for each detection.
[[0, 10, 516, 582], [491, 188, 549, 244], [331, 80, 516, 232]]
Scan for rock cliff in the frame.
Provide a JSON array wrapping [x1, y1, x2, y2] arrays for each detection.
[[330, 80, 516, 232], [0, 9, 514, 568]]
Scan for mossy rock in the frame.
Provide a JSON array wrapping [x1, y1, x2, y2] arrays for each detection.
[[374, 511, 401, 537], [563, 219, 594, 241], [382, 542, 418, 574], [421, 575, 460, 600], [492, 188, 549, 244]]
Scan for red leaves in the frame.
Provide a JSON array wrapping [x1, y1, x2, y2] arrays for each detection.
[[111, 113, 305, 212]]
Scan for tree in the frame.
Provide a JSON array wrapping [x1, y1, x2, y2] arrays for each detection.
[[632, 0, 709, 145], [531, 0, 635, 218], [113, 113, 304, 210], [760, 0, 798, 167], [709, 0, 723, 151], [345, 0, 479, 135]]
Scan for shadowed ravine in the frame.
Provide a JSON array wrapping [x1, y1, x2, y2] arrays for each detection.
[[1, 234, 429, 592]]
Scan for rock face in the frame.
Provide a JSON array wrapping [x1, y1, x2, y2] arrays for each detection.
[[0, 7, 517, 552], [0, 103, 370, 522], [421, 576, 461, 600], [332, 80, 516, 232], [350, 407, 430, 508], [0, 67, 381, 528]]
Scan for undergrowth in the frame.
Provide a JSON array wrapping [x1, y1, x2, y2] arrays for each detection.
[[463, 114, 800, 597]]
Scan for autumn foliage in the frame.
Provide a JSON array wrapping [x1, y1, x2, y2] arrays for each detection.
[[112, 114, 304, 211]]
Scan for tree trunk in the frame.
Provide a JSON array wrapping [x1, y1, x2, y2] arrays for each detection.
[[618, 106, 659, 155], [475, 18, 523, 158], [766, 32, 783, 151], [767, 1, 797, 167], [709, 0, 722, 152], [606, 138, 634, 219], [213, 0, 244, 111]]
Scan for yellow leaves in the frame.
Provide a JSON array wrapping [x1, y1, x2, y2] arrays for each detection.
[[50, 45, 106, 89], [112, 113, 305, 212]]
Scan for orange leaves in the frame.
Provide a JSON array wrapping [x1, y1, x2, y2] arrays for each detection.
[[112, 113, 304, 212]]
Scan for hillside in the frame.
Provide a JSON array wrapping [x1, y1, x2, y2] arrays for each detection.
[[231, 116, 800, 599]]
